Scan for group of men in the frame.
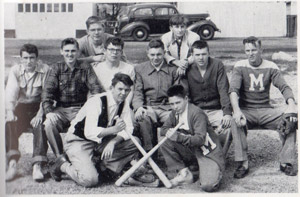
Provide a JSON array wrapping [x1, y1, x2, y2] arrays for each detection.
[[5, 15, 297, 192]]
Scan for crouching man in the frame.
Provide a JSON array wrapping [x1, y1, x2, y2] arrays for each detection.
[[49, 73, 153, 187], [160, 85, 225, 192]]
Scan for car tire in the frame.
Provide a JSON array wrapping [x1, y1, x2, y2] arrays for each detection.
[[198, 25, 215, 40], [132, 27, 149, 41]]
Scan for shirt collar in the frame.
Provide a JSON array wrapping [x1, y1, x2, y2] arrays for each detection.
[[171, 31, 188, 45], [62, 61, 81, 72], [107, 90, 118, 108], [147, 61, 169, 75], [20, 61, 46, 75]]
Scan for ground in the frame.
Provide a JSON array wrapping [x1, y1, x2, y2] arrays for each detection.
[[4, 37, 298, 194]]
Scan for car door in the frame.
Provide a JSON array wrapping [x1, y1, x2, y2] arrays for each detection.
[[153, 7, 178, 34], [132, 8, 154, 32]]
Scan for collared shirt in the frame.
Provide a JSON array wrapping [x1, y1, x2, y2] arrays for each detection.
[[161, 30, 200, 64], [132, 60, 179, 110], [42, 61, 103, 114], [151, 61, 164, 72], [92, 61, 135, 91], [6, 62, 50, 111], [67, 91, 133, 143], [178, 103, 190, 130]]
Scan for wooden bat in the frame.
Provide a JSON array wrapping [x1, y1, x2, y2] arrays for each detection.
[[115, 122, 184, 187], [123, 129, 172, 188]]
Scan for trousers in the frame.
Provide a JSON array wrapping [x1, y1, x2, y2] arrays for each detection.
[[232, 107, 296, 164], [6, 103, 48, 165]]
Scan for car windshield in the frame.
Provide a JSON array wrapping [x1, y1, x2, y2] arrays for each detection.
[[118, 7, 129, 18]]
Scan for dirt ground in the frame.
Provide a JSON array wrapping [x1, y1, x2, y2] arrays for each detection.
[[4, 37, 298, 194]]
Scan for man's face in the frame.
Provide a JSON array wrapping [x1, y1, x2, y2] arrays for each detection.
[[21, 51, 38, 72], [193, 47, 210, 68], [244, 42, 262, 66], [147, 47, 164, 67], [87, 23, 105, 42], [111, 82, 131, 104], [60, 44, 80, 66], [105, 43, 123, 63], [169, 96, 188, 115], [170, 24, 187, 38]]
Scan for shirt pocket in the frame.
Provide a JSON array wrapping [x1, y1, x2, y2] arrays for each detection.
[[59, 79, 68, 92]]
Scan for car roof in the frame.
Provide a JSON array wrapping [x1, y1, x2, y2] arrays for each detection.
[[128, 3, 176, 9]]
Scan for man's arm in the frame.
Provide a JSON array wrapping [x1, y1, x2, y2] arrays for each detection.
[[86, 64, 104, 95], [5, 66, 20, 121], [132, 68, 145, 111]]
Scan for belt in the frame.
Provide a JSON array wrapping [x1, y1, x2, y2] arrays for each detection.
[[57, 102, 85, 108]]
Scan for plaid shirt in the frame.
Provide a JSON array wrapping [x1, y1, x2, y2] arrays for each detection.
[[42, 61, 103, 114]]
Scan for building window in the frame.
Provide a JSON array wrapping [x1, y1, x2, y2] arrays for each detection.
[[47, 3, 52, 12], [40, 4, 45, 12], [25, 3, 31, 12], [32, 4, 38, 12], [61, 3, 66, 12], [68, 3, 73, 12], [18, 4, 23, 12], [54, 3, 59, 12]]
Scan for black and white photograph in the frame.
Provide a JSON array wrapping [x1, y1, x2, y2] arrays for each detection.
[[1, 0, 298, 195]]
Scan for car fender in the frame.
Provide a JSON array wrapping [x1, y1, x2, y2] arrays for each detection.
[[120, 22, 150, 36], [187, 20, 220, 32]]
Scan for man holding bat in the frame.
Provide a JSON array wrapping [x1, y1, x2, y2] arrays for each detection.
[[160, 85, 225, 192], [49, 73, 153, 187]]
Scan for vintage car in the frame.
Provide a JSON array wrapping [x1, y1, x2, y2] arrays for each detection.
[[114, 3, 220, 41]]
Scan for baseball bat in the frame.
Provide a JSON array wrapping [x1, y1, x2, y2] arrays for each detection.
[[115, 122, 184, 187], [124, 129, 172, 188]]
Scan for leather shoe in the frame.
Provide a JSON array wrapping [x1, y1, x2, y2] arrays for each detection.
[[50, 154, 68, 182], [280, 164, 297, 176], [33, 162, 44, 182], [123, 177, 160, 187], [6, 159, 17, 181], [170, 167, 193, 187], [234, 165, 249, 179], [133, 173, 156, 183]]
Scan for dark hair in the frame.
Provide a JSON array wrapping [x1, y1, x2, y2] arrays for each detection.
[[191, 40, 209, 53], [167, 85, 187, 98], [86, 16, 106, 29], [104, 37, 124, 49], [169, 15, 188, 26], [61, 38, 79, 49], [147, 39, 164, 50], [111, 73, 133, 87], [20, 44, 38, 57], [243, 36, 261, 48]]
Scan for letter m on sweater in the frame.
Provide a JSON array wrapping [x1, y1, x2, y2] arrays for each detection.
[[249, 73, 264, 91]]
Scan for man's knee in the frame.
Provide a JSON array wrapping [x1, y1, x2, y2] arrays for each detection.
[[200, 181, 220, 192], [77, 171, 99, 187]]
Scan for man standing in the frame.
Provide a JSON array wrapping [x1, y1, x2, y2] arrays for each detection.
[[49, 73, 140, 187], [5, 44, 49, 181], [229, 36, 298, 178], [78, 16, 125, 63], [160, 85, 225, 192], [42, 38, 103, 158], [181, 40, 232, 153], [133, 39, 179, 154], [161, 15, 200, 76]]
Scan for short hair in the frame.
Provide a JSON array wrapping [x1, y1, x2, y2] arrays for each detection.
[[104, 37, 124, 49], [86, 16, 106, 29], [191, 40, 209, 53], [147, 39, 164, 50], [20, 44, 38, 57], [169, 15, 188, 26], [243, 36, 261, 48], [111, 73, 134, 87], [61, 38, 79, 49], [167, 85, 187, 98]]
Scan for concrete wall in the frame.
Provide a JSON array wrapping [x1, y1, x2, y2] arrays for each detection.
[[177, 1, 287, 37], [11, 3, 93, 39], [4, 3, 16, 29]]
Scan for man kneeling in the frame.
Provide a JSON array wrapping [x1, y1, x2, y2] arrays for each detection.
[[50, 73, 154, 187], [160, 85, 225, 192]]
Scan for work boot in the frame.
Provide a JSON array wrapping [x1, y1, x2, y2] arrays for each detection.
[[33, 162, 44, 182], [49, 154, 68, 182], [170, 167, 193, 187], [280, 163, 297, 176], [6, 159, 17, 181]]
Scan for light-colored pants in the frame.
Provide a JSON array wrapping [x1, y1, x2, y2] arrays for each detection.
[[232, 107, 296, 164]]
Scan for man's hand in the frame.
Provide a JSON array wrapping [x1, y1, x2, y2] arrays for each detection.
[[6, 110, 17, 122], [166, 128, 178, 142], [92, 54, 106, 62], [101, 141, 116, 160], [114, 117, 126, 133], [233, 110, 247, 127], [176, 67, 186, 76], [285, 98, 297, 114], [30, 114, 43, 128], [221, 115, 232, 129], [135, 107, 147, 121], [173, 59, 188, 70], [46, 112, 61, 124]]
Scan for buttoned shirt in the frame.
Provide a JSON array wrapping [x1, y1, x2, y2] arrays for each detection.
[[161, 30, 200, 64], [67, 91, 133, 143], [42, 61, 103, 114], [6, 62, 50, 111], [132, 60, 179, 111], [178, 103, 190, 130]]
